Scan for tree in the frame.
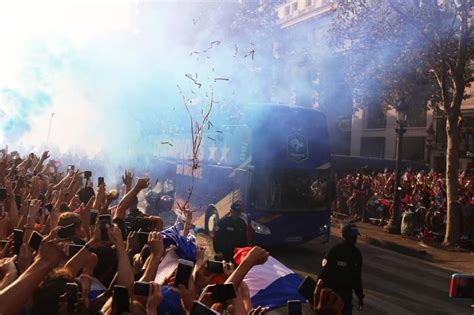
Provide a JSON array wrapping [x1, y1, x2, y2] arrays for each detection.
[[332, 0, 474, 245]]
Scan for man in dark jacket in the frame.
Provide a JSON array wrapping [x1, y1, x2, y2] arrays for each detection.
[[320, 223, 364, 315], [212, 202, 247, 262]]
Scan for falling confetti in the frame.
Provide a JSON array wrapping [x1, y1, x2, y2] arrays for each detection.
[[244, 49, 256, 60], [214, 77, 230, 82], [185, 74, 202, 88]]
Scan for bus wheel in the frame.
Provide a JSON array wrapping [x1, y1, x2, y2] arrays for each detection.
[[205, 205, 219, 236]]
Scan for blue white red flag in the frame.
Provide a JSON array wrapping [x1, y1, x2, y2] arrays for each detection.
[[234, 247, 305, 310]]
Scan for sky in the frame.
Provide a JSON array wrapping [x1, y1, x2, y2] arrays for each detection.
[[0, 0, 135, 152], [0, 0, 281, 165]]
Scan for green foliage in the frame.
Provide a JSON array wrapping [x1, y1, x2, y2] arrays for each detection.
[[331, 0, 473, 116]]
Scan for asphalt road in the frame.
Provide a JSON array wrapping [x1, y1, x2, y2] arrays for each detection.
[[268, 234, 473, 315]]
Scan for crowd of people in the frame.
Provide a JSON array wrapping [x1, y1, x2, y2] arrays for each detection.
[[334, 168, 474, 241], [0, 148, 346, 315]]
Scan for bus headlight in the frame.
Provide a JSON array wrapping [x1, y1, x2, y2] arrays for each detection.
[[251, 221, 271, 235]]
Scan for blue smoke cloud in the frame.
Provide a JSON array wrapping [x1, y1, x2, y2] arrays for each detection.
[[1, 0, 348, 178]]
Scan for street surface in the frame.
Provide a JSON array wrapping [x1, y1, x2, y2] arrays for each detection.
[[270, 234, 473, 315]]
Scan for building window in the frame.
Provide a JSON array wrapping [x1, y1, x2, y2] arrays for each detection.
[[460, 116, 474, 157], [406, 105, 427, 127], [292, 2, 298, 11], [306, 0, 313, 6], [285, 5, 290, 16], [402, 137, 425, 161], [366, 100, 386, 129], [361, 137, 385, 158]]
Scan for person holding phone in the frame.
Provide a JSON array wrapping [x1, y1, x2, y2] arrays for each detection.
[[320, 223, 364, 315], [213, 202, 247, 262]]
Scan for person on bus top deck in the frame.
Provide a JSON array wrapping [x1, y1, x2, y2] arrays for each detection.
[[320, 223, 364, 315], [212, 201, 248, 263]]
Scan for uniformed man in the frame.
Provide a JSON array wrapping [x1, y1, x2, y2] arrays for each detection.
[[212, 202, 247, 262], [320, 223, 364, 315]]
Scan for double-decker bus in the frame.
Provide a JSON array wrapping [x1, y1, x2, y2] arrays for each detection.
[[152, 105, 331, 247]]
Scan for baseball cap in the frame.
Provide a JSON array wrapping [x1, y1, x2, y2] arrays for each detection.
[[342, 223, 361, 238], [230, 202, 243, 212]]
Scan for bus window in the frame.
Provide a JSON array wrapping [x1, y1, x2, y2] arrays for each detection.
[[250, 169, 329, 212]]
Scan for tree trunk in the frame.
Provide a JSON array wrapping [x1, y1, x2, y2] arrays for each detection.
[[443, 116, 461, 245]]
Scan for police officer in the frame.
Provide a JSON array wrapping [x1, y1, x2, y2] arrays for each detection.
[[212, 202, 247, 262], [320, 223, 364, 315]]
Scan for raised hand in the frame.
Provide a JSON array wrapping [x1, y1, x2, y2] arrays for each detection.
[[0, 255, 18, 276], [223, 261, 235, 279], [147, 232, 164, 257], [68, 195, 81, 210], [40, 151, 50, 162], [195, 246, 207, 270], [146, 282, 163, 315], [126, 231, 140, 256], [122, 170, 134, 187], [176, 282, 197, 314], [38, 228, 67, 267], [94, 184, 106, 211], [28, 199, 42, 219], [135, 177, 150, 191], [106, 225, 125, 249], [243, 246, 269, 267]]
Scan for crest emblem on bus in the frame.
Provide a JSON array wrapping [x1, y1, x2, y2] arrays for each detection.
[[287, 134, 308, 162]]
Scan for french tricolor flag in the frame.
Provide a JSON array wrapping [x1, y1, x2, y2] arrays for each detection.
[[234, 247, 305, 310]]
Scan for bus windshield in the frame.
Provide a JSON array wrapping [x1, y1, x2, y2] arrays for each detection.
[[251, 169, 329, 212]]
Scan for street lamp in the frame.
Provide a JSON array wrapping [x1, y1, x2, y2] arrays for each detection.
[[426, 123, 435, 167], [385, 119, 407, 234]]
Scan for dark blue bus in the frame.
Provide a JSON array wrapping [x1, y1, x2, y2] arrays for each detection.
[[154, 105, 331, 247]]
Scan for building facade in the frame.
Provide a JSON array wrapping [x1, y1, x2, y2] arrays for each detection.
[[430, 86, 474, 172], [275, 0, 353, 156], [350, 105, 434, 162], [276, 0, 474, 173]]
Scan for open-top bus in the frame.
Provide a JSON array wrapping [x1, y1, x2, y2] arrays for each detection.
[[152, 105, 331, 247]]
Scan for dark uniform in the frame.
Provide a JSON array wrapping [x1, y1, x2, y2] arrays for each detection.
[[212, 202, 247, 262], [320, 223, 364, 315]]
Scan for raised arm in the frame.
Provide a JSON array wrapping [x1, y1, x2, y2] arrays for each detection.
[[122, 170, 134, 195], [225, 246, 269, 291], [32, 151, 50, 175], [4, 180, 19, 228], [79, 197, 95, 240], [139, 232, 164, 282], [114, 177, 149, 221], [0, 229, 66, 315], [107, 225, 134, 290], [24, 199, 42, 246]]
